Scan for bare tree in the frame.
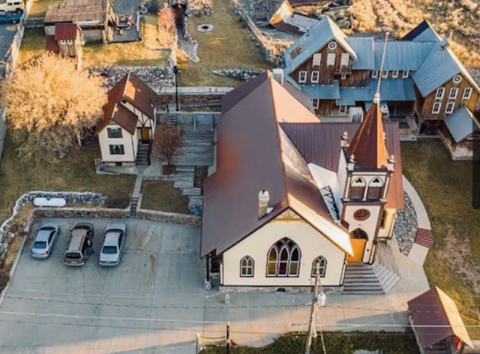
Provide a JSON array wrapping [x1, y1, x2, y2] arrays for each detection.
[[0, 53, 106, 159], [153, 123, 183, 166]]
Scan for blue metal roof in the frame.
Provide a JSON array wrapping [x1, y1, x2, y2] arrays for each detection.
[[347, 37, 375, 70], [301, 81, 340, 99], [336, 79, 416, 106], [284, 16, 357, 76], [444, 106, 479, 143], [412, 47, 480, 97], [373, 41, 434, 71], [365, 101, 388, 111]]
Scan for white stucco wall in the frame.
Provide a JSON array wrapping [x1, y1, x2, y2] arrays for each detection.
[[378, 208, 397, 238], [98, 124, 136, 162], [222, 210, 346, 287]]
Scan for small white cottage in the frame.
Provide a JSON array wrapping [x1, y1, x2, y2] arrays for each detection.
[[201, 71, 404, 294], [95, 73, 158, 167]]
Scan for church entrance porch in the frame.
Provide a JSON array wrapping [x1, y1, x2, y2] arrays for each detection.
[[346, 228, 368, 263]]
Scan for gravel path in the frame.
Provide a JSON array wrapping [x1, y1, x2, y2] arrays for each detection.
[[394, 192, 418, 256]]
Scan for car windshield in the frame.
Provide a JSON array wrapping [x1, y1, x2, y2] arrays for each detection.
[[40, 227, 55, 232], [33, 241, 47, 249], [65, 252, 81, 259], [102, 246, 118, 254]]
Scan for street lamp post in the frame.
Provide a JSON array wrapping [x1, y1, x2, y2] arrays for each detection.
[[173, 65, 179, 111]]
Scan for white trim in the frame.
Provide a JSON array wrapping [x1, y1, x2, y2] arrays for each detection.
[[311, 71, 319, 84], [371, 71, 378, 78], [298, 71, 307, 83], [435, 87, 445, 100], [341, 73, 347, 80], [445, 101, 455, 114], [453, 75, 462, 84], [328, 41, 337, 50], [312, 98, 319, 109], [463, 87, 473, 100], [313, 53, 321, 66], [432, 102, 441, 114], [340, 53, 349, 67], [402, 70, 410, 78], [382, 70, 389, 78], [449, 87, 459, 99], [339, 105, 347, 114], [391, 70, 399, 78], [327, 53, 335, 66]]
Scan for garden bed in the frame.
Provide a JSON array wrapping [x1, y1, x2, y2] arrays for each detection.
[[140, 181, 190, 214]]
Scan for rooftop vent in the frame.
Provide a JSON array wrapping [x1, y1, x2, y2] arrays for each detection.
[[258, 190, 271, 219]]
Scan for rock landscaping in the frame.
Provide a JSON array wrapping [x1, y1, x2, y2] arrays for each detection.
[[212, 69, 263, 80], [89, 66, 175, 89], [393, 192, 417, 256]]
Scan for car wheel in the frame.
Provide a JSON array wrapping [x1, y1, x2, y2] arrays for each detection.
[[15, 9, 23, 14]]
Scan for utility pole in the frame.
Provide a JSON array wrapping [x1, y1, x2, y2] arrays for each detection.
[[305, 264, 321, 354], [226, 322, 231, 354]]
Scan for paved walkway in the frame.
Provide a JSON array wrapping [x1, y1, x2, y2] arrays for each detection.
[[402, 176, 432, 266]]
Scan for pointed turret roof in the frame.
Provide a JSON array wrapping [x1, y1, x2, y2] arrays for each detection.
[[346, 102, 389, 169]]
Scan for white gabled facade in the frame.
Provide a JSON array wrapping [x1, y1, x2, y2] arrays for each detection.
[[98, 124, 138, 163]]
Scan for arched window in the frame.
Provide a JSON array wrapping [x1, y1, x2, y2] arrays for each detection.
[[266, 238, 301, 277], [240, 256, 254, 277], [350, 177, 366, 200], [312, 256, 327, 277], [350, 228, 368, 240], [366, 177, 384, 200]]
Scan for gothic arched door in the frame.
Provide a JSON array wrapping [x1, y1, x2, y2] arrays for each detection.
[[346, 229, 368, 263]]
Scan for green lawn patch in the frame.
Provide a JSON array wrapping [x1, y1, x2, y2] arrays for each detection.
[[401, 140, 480, 339], [140, 181, 190, 214], [200, 331, 420, 354]]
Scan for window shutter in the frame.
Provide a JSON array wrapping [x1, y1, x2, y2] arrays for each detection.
[[107, 128, 112, 138]]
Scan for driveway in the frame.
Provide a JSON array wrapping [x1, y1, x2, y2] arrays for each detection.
[[0, 218, 429, 353]]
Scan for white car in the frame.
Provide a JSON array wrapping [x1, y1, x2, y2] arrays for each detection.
[[99, 223, 126, 267]]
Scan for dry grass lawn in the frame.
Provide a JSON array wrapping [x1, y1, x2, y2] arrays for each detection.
[[401, 140, 480, 339], [140, 181, 190, 214], [29, 0, 59, 17], [0, 130, 136, 226], [180, 0, 272, 86]]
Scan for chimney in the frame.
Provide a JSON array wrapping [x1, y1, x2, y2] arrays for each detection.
[[341, 131, 349, 147], [272, 68, 284, 85], [258, 190, 271, 219]]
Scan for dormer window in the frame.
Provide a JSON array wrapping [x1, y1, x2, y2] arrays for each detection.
[[328, 41, 337, 50]]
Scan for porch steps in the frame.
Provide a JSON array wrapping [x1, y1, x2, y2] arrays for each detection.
[[129, 196, 139, 217], [171, 131, 214, 167], [343, 264, 384, 295], [174, 171, 194, 188], [374, 241, 400, 293], [182, 187, 201, 196], [136, 144, 150, 166], [177, 166, 195, 173], [188, 196, 203, 208]]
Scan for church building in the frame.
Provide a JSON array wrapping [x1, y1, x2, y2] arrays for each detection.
[[201, 71, 404, 294]]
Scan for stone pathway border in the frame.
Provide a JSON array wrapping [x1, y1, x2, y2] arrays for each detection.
[[402, 176, 432, 266]]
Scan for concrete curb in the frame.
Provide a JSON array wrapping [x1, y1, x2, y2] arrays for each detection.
[[0, 234, 27, 309]]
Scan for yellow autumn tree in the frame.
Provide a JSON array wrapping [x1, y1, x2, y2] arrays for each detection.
[[0, 53, 107, 159]]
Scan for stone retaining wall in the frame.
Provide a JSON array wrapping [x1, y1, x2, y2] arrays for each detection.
[[31, 207, 129, 219], [219, 285, 342, 294], [138, 209, 201, 225]]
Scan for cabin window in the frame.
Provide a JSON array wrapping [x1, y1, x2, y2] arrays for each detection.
[[240, 256, 254, 277], [298, 71, 307, 83], [312, 99, 319, 109], [366, 177, 383, 200], [350, 177, 366, 200], [432, 102, 441, 114], [463, 87, 473, 100], [445, 102, 455, 114], [341, 53, 349, 67], [311, 71, 319, 83], [391, 71, 399, 78], [402, 70, 410, 78], [341, 74, 347, 80], [313, 53, 321, 66], [449, 87, 459, 99], [339, 105, 347, 114], [107, 127, 123, 138], [327, 53, 336, 66], [371, 71, 378, 78], [435, 87, 445, 100], [328, 41, 337, 50], [109, 144, 125, 155], [311, 257, 327, 277], [382, 70, 389, 78], [266, 238, 301, 277]]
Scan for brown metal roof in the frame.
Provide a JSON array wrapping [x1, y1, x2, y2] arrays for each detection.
[[282, 81, 315, 113], [54, 23, 79, 41], [44, 0, 108, 24], [347, 102, 389, 169], [94, 74, 157, 136], [45, 35, 60, 53], [408, 287, 473, 349], [280, 122, 404, 209], [201, 72, 353, 257]]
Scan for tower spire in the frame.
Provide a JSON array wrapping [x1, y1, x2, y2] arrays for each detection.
[[374, 32, 389, 105]]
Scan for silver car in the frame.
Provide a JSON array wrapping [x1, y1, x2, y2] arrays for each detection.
[[99, 223, 126, 267], [31, 223, 60, 259]]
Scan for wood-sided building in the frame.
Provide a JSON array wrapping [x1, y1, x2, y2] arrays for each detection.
[[282, 17, 480, 158]]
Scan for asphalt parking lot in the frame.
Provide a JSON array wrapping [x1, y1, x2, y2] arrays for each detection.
[[0, 218, 205, 354], [0, 23, 17, 62]]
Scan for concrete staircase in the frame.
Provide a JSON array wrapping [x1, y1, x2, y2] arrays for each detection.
[[375, 241, 400, 293], [171, 131, 214, 167], [129, 168, 144, 218], [136, 144, 150, 167]]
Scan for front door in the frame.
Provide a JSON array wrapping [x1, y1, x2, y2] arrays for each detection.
[[346, 239, 367, 263], [140, 128, 150, 141]]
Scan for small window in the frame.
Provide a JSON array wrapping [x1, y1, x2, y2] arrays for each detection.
[[341, 73, 347, 80], [327, 53, 335, 66], [402, 70, 410, 78], [109, 144, 125, 155], [67, 40, 73, 44], [449, 87, 459, 99], [341, 53, 349, 67], [463, 87, 473, 100], [382, 70, 389, 78], [107, 127, 123, 138], [435, 87, 445, 100], [328, 41, 337, 50], [312, 98, 319, 109], [445, 101, 455, 114], [391, 71, 399, 78], [371, 71, 378, 78], [432, 102, 441, 114], [339, 105, 347, 114], [453, 75, 462, 84], [59, 40, 66, 45], [312, 257, 327, 277], [313, 53, 321, 66], [350, 177, 366, 200], [298, 71, 307, 83], [380, 210, 387, 228], [366, 177, 384, 200], [240, 256, 254, 277], [311, 71, 319, 83]]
